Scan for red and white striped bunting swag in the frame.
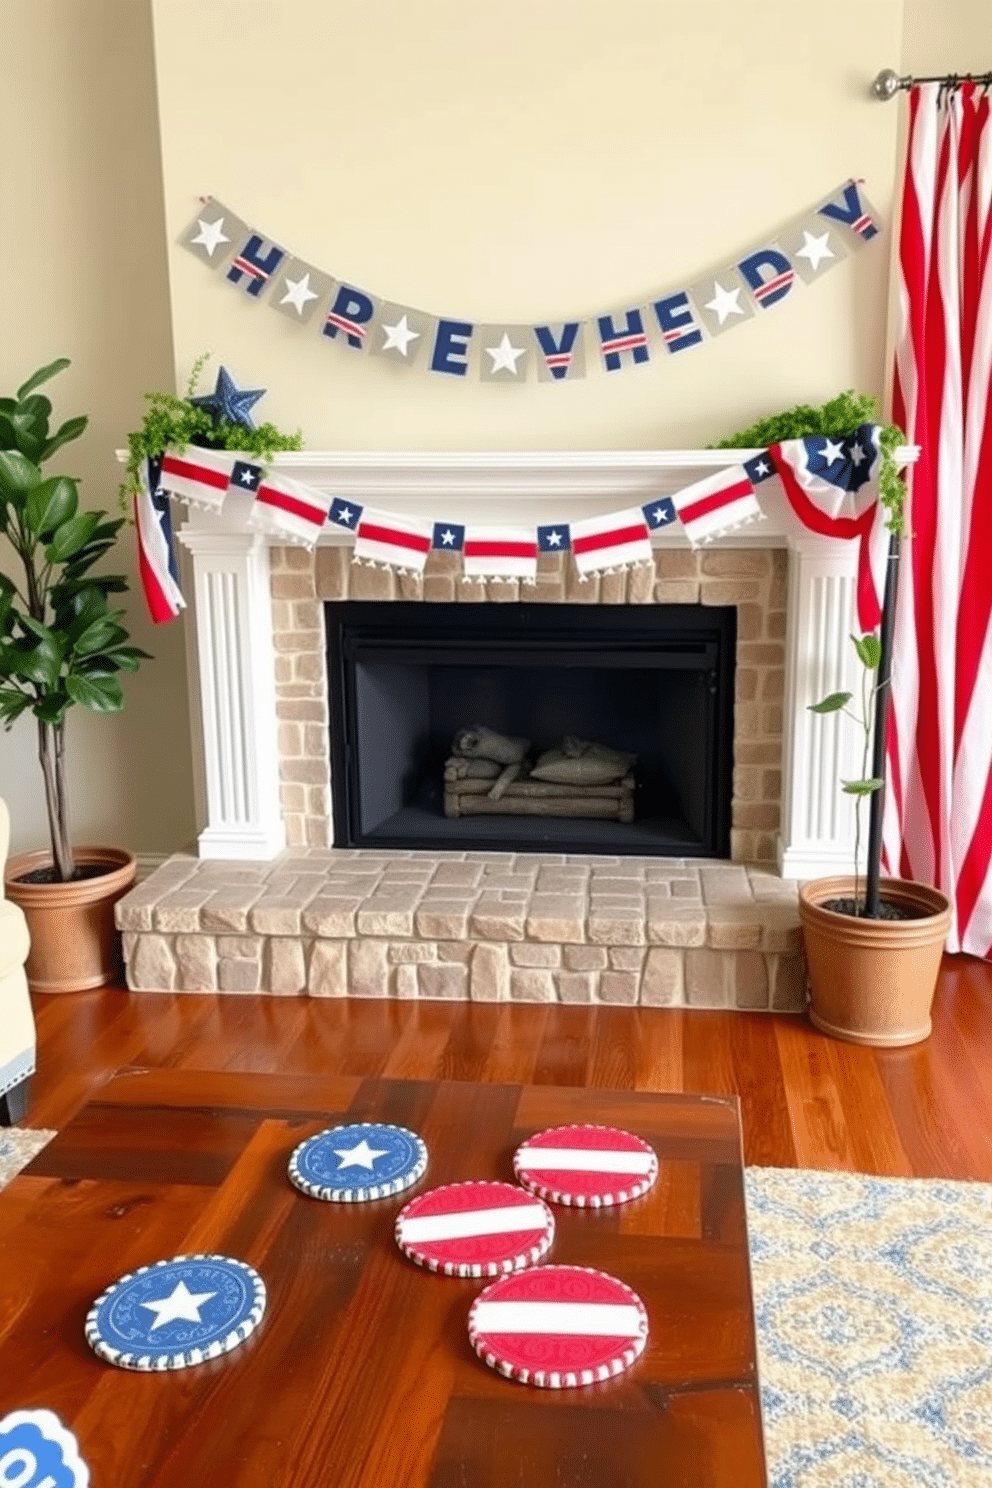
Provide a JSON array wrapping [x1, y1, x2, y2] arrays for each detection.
[[883, 82, 992, 958]]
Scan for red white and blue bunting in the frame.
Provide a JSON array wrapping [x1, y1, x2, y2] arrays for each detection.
[[179, 181, 880, 385], [140, 426, 888, 631]]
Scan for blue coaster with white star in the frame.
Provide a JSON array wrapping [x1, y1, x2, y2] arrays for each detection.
[[288, 1122, 428, 1203], [85, 1254, 265, 1372]]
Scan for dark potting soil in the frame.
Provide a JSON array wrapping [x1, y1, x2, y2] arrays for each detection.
[[822, 897, 926, 921], [14, 863, 114, 885]]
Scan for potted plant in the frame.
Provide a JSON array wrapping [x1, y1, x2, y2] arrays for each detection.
[[717, 391, 951, 1047], [799, 632, 951, 1047], [0, 358, 147, 993]]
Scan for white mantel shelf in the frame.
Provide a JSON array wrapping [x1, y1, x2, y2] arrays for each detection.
[[162, 447, 918, 876]]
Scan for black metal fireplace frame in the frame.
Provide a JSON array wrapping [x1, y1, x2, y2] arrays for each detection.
[[325, 601, 736, 858]]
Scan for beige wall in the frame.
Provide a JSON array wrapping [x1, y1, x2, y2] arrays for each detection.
[[0, 2, 197, 860], [151, 0, 904, 448], [0, 2, 979, 860]]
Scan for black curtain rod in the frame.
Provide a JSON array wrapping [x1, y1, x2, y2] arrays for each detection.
[[873, 67, 992, 99]]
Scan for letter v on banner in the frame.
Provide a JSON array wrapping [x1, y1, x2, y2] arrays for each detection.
[[533, 323, 586, 381], [815, 179, 880, 244]]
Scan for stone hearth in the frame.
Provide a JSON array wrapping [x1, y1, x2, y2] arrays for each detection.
[[118, 850, 804, 1011]]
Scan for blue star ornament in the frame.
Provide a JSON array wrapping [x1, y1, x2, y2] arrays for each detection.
[[190, 365, 266, 431]]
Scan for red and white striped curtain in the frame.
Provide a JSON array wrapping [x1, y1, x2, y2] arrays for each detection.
[[883, 81, 992, 957]]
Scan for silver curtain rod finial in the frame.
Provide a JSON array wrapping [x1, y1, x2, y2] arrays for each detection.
[[873, 68, 907, 100]]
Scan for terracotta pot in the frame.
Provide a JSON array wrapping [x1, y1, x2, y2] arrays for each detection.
[[4, 846, 137, 994], [798, 876, 952, 1047]]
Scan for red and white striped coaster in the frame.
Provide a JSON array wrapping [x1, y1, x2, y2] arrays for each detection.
[[469, 1264, 648, 1388], [513, 1124, 658, 1208], [395, 1181, 555, 1278]]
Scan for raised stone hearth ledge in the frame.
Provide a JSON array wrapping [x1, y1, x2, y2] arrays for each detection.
[[118, 850, 805, 1012]]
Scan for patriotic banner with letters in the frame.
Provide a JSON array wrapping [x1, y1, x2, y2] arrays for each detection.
[[179, 179, 881, 387]]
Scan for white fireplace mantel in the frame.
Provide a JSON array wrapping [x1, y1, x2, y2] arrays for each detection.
[[168, 448, 917, 878]]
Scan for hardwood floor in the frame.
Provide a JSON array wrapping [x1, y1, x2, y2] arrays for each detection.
[[22, 952, 992, 1180]]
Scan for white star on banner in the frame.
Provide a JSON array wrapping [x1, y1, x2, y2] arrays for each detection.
[[704, 281, 745, 326], [440, 529, 457, 546], [381, 315, 420, 356], [850, 443, 866, 466], [338, 507, 353, 526], [545, 530, 563, 547], [191, 218, 229, 257], [486, 333, 526, 374], [141, 1281, 216, 1331], [650, 506, 669, 523], [752, 459, 770, 477], [280, 273, 319, 315], [334, 1139, 389, 1170], [795, 230, 835, 273], [821, 438, 845, 464], [239, 468, 256, 485]]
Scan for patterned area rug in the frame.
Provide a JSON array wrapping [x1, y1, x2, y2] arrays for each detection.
[[0, 1126, 55, 1189], [747, 1167, 992, 1488]]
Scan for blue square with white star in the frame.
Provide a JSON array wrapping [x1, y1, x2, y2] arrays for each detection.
[[743, 453, 776, 485], [230, 460, 263, 493], [537, 524, 570, 553], [328, 498, 363, 530], [432, 522, 465, 552], [642, 498, 676, 529]]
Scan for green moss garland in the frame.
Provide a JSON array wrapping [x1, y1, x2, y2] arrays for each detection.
[[712, 390, 906, 533], [120, 353, 303, 510]]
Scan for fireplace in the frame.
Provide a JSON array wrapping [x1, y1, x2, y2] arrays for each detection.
[[172, 448, 916, 877], [326, 601, 736, 856]]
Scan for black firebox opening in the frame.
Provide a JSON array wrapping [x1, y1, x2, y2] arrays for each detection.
[[325, 602, 736, 857]]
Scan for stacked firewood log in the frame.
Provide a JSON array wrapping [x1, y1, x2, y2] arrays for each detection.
[[443, 725, 635, 823]]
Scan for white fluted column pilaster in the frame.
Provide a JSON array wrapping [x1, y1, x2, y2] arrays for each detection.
[[178, 501, 285, 859], [778, 537, 867, 879]]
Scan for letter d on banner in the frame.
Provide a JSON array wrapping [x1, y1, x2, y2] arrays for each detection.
[[737, 247, 795, 310]]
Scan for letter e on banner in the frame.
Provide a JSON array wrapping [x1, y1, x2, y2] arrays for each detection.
[[651, 292, 703, 354], [430, 320, 474, 376]]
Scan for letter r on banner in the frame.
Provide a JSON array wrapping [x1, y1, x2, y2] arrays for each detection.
[[322, 285, 377, 349]]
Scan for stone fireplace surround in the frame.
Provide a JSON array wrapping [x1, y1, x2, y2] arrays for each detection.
[[118, 449, 912, 1010]]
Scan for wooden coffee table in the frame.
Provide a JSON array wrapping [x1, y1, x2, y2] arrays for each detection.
[[0, 1070, 767, 1486]]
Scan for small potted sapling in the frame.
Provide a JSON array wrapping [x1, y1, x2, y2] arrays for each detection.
[[799, 629, 952, 1046]]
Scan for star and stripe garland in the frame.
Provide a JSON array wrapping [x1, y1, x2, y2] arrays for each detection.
[[136, 413, 890, 631], [178, 179, 880, 385]]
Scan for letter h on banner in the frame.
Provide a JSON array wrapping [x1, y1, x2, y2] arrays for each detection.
[[226, 234, 286, 297], [597, 309, 650, 372]]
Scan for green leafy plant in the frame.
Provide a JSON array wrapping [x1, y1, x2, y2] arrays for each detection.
[[0, 358, 149, 881], [809, 633, 885, 915], [119, 353, 303, 509], [712, 389, 907, 531]]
